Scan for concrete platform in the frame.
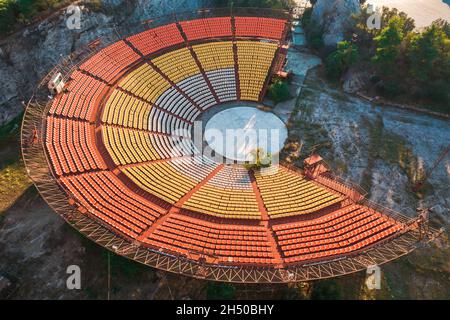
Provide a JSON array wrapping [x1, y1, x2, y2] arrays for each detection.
[[204, 106, 288, 162]]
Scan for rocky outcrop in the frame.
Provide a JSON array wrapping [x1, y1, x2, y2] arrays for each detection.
[[311, 0, 361, 48], [342, 67, 371, 94], [0, 0, 204, 126]]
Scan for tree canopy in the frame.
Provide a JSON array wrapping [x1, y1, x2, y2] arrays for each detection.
[[372, 17, 405, 74], [0, 0, 68, 35], [304, 3, 450, 110], [325, 41, 359, 79]]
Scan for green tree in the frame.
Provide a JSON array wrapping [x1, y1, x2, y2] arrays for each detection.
[[380, 7, 415, 34], [351, 5, 378, 47], [351, 6, 414, 56], [244, 148, 272, 170], [406, 24, 450, 104], [0, 0, 16, 34], [267, 78, 291, 103], [372, 17, 405, 74], [431, 19, 450, 38], [325, 41, 359, 79], [0, 0, 66, 35]]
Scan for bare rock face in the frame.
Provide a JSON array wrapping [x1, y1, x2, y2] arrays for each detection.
[[311, 0, 361, 47], [342, 67, 371, 94], [0, 0, 204, 126]]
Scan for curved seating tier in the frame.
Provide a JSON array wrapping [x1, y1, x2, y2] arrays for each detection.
[[142, 213, 275, 265], [192, 42, 237, 102], [254, 166, 344, 218], [183, 166, 260, 219], [103, 126, 196, 165], [102, 90, 153, 130], [103, 127, 163, 165], [208, 165, 253, 189], [46, 116, 107, 175], [205, 69, 237, 102], [151, 47, 201, 84], [176, 74, 217, 110], [119, 64, 171, 103], [127, 23, 184, 56], [123, 157, 217, 204], [42, 16, 409, 269], [180, 17, 233, 41], [155, 87, 201, 122], [80, 40, 141, 83], [192, 42, 236, 71], [235, 17, 286, 40], [236, 41, 278, 101], [60, 171, 166, 238], [183, 186, 261, 219], [272, 204, 403, 263], [148, 107, 192, 136], [49, 71, 108, 122]]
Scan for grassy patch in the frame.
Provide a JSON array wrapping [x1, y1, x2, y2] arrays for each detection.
[[0, 161, 32, 213], [0, 112, 32, 213], [292, 119, 333, 155]]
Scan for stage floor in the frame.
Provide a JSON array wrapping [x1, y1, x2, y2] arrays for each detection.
[[204, 106, 288, 162]]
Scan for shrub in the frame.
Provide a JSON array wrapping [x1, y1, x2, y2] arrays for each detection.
[[372, 16, 405, 74], [0, 0, 16, 34], [375, 79, 402, 98], [85, 0, 102, 12], [244, 148, 272, 171], [267, 78, 291, 103], [325, 41, 359, 79], [0, 0, 67, 35], [305, 22, 324, 50]]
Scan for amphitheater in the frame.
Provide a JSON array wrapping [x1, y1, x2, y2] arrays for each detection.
[[21, 9, 439, 283]]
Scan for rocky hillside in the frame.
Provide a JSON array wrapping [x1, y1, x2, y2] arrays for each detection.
[[311, 0, 360, 47], [0, 0, 206, 126]]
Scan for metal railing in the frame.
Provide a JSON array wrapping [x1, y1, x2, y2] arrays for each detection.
[[361, 199, 416, 225]]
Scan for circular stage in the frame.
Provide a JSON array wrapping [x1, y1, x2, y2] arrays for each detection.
[[204, 106, 288, 162]]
